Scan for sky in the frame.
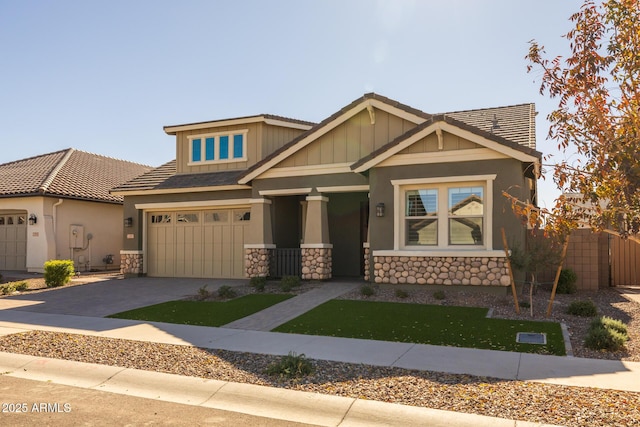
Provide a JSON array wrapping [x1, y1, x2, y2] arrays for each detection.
[[0, 0, 585, 208]]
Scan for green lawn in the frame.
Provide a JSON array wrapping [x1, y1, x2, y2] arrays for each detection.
[[108, 294, 293, 327], [272, 300, 566, 355]]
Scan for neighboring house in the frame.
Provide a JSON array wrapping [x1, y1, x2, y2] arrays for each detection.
[[112, 93, 541, 287], [0, 149, 152, 273]]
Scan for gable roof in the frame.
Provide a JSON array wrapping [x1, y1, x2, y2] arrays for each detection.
[[237, 93, 433, 184], [0, 149, 152, 203], [351, 114, 542, 173], [110, 160, 249, 195]]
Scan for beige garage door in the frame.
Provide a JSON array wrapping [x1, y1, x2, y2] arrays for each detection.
[[147, 209, 249, 279], [0, 212, 28, 271]]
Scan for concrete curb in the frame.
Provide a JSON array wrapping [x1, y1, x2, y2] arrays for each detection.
[[0, 352, 556, 427]]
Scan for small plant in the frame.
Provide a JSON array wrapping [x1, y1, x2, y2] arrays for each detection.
[[556, 268, 578, 294], [567, 300, 598, 317], [196, 285, 211, 300], [519, 300, 531, 308], [280, 275, 301, 292], [433, 290, 446, 300], [1, 283, 16, 295], [360, 285, 375, 297], [395, 289, 409, 299], [265, 352, 314, 379], [217, 285, 237, 299], [585, 316, 629, 351], [249, 276, 267, 292], [44, 260, 75, 288], [14, 281, 28, 291]]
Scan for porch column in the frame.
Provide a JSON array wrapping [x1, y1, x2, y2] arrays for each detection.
[[301, 195, 332, 280], [244, 198, 274, 278]]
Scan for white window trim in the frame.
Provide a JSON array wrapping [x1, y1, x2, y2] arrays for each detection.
[[391, 175, 496, 251], [187, 129, 248, 165]]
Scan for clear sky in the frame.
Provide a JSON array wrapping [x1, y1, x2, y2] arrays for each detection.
[[0, 0, 584, 208]]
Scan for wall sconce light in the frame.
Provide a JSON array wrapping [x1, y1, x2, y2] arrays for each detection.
[[376, 202, 385, 217], [28, 214, 37, 225], [124, 217, 133, 227]]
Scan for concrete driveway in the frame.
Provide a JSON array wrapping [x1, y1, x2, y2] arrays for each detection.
[[0, 276, 245, 317]]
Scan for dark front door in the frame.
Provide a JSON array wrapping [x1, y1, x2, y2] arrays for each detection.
[[328, 192, 369, 277]]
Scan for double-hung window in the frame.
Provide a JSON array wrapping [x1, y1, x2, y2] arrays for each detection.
[[395, 175, 495, 250], [189, 130, 248, 164]]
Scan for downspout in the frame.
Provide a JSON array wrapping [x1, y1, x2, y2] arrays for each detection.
[[53, 199, 63, 260]]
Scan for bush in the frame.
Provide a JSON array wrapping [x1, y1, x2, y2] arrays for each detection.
[[1, 283, 16, 295], [395, 289, 409, 299], [585, 316, 629, 351], [196, 285, 211, 300], [280, 275, 301, 292], [566, 300, 598, 317], [14, 281, 28, 291], [360, 285, 375, 297], [217, 285, 237, 299], [44, 260, 75, 288], [265, 352, 313, 379], [433, 290, 446, 300], [519, 300, 531, 308], [556, 268, 578, 294], [249, 276, 267, 292]]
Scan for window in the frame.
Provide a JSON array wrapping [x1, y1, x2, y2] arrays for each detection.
[[151, 214, 172, 224], [177, 213, 199, 223], [397, 176, 494, 249], [204, 211, 229, 223], [233, 210, 250, 222], [188, 130, 247, 164]]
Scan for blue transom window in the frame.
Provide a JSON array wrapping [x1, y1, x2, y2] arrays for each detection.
[[189, 130, 247, 164]]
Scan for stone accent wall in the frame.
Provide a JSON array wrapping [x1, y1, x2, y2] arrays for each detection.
[[120, 252, 143, 276], [372, 256, 510, 286], [363, 246, 371, 282], [245, 248, 270, 278], [301, 247, 332, 280]]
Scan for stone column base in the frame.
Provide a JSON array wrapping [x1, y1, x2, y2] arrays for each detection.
[[301, 247, 332, 280], [245, 247, 270, 278], [363, 245, 371, 282], [120, 251, 143, 277]]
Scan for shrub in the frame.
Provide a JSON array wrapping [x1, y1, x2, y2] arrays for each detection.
[[280, 275, 301, 292], [519, 300, 531, 308], [265, 352, 313, 379], [197, 285, 211, 300], [1, 283, 16, 295], [433, 290, 446, 300], [217, 285, 237, 299], [360, 285, 375, 297], [585, 316, 629, 351], [14, 281, 28, 292], [556, 268, 578, 294], [44, 260, 75, 288], [566, 300, 598, 317], [249, 276, 267, 292], [395, 289, 409, 299]]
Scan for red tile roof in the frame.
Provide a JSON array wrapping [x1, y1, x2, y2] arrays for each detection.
[[0, 149, 152, 203]]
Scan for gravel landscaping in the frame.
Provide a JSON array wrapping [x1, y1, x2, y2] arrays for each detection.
[[1, 276, 639, 426]]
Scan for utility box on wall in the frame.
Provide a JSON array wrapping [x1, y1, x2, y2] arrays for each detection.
[[69, 225, 84, 249]]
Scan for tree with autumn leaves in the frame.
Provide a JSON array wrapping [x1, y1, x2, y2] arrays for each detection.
[[509, 0, 640, 240]]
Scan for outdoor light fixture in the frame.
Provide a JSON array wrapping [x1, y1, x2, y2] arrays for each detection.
[[28, 214, 37, 225], [376, 202, 385, 217], [124, 217, 133, 227]]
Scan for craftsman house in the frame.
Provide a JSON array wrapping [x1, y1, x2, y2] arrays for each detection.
[[0, 149, 152, 273], [112, 93, 540, 286]]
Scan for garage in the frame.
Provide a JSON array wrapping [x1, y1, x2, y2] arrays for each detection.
[[0, 211, 27, 271], [146, 208, 250, 279]]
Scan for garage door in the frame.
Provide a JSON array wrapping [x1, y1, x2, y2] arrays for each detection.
[[147, 209, 249, 279], [0, 212, 27, 271]]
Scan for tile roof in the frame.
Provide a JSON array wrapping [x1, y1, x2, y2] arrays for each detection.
[[445, 103, 536, 149], [0, 149, 152, 203]]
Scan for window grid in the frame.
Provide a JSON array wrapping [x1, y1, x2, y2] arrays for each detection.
[[189, 131, 247, 165]]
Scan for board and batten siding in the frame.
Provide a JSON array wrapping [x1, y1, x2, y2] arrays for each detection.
[[399, 131, 480, 154], [261, 125, 308, 159], [275, 108, 417, 168]]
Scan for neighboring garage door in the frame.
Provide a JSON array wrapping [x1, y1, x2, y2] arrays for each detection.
[[147, 209, 250, 279], [0, 212, 27, 271]]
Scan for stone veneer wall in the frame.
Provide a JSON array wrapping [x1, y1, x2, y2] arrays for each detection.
[[120, 252, 143, 276], [245, 248, 270, 278], [302, 248, 332, 280], [363, 246, 370, 282], [372, 256, 510, 286]]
